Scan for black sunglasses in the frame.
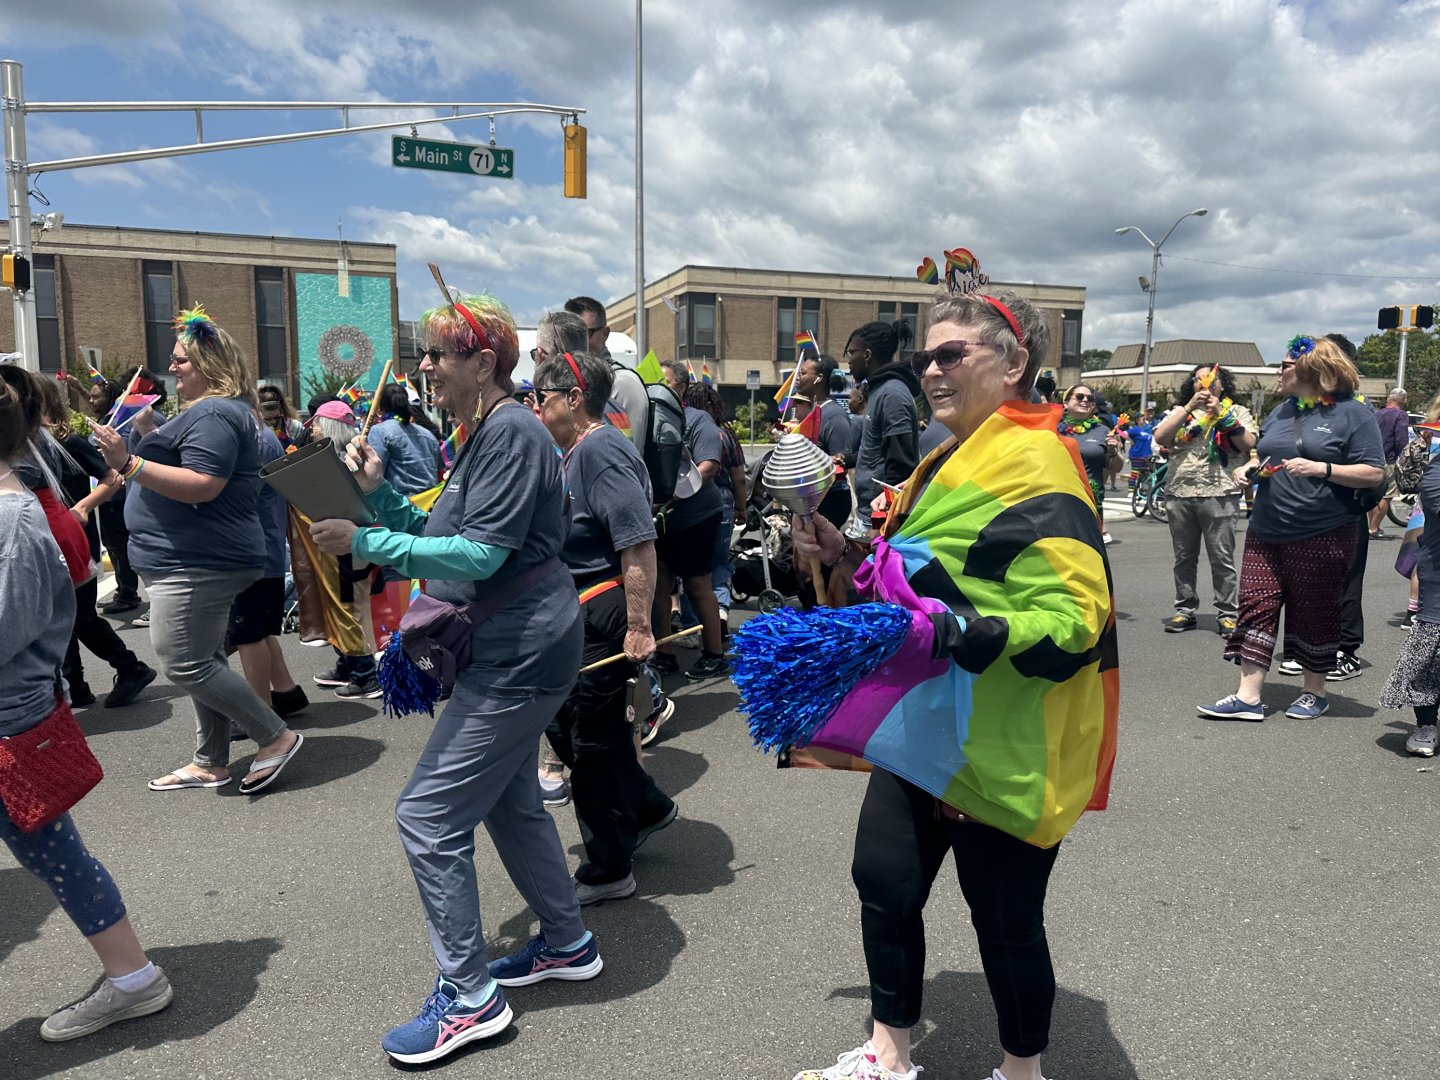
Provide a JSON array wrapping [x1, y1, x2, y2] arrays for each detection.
[[910, 339, 980, 377], [1069, 393, 1095, 403], [532, 386, 571, 405]]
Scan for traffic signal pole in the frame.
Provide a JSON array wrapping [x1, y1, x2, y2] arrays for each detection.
[[0, 58, 585, 372], [1397, 326, 1410, 392], [2, 60, 40, 372], [1379, 305, 1436, 392]]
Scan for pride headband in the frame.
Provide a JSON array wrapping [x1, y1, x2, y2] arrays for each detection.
[[173, 303, 219, 346], [914, 248, 1026, 346], [426, 262, 492, 354]]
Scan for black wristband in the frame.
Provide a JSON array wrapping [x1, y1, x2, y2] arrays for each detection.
[[1325, 461, 1332, 479]]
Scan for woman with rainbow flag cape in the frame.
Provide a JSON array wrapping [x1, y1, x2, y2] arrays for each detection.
[[764, 289, 1117, 1080]]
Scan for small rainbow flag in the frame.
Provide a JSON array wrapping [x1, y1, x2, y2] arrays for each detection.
[[794, 331, 819, 356], [85, 362, 106, 386], [774, 369, 796, 418], [111, 393, 161, 431], [338, 384, 365, 408], [440, 423, 467, 470], [700, 361, 714, 387]]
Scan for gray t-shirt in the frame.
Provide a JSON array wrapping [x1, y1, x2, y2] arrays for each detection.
[[560, 424, 656, 588], [368, 417, 441, 496], [125, 397, 264, 574], [816, 401, 854, 489], [918, 417, 952, 459], [855, 376, 919, 508], [1064, 423, 1110, 487], [423, 403, 579, 695], [0, 491, 77, 736], [667, 405, 725, 529], [1249, 397, 1385, 543]]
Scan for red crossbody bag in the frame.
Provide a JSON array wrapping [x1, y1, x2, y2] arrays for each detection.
[[0, 694, 104, 832]]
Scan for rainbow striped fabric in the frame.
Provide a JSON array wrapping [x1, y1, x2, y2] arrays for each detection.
[[804, 401, 1118, 847], [439, 423, 467, 471], [773, 369, 795, 416], [794, 330, 818, 356], [338, 384, 365, 408], [700, 361, 713, 386]]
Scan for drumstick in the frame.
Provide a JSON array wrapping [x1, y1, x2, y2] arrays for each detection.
[[359, 358, 395, 438], [579, 626, 704, 674]]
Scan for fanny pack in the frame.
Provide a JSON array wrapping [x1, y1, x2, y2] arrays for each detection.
[[380, 557, 562, 716]]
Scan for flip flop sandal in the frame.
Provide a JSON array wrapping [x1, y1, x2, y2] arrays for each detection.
[[238, 732, 305, 795], [148, 769, 232, 791]]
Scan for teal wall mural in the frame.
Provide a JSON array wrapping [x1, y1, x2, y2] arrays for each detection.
[[295, 272, 395, 395]]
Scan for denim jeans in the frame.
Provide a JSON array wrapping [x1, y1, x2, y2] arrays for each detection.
[[143, 567, 287, 767]]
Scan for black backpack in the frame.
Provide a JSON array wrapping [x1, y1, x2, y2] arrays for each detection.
[[643, 382, 686, 505]]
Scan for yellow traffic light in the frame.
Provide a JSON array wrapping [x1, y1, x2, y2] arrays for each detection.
[[564, 123, 587, 200], [2, 252, 31, 291]]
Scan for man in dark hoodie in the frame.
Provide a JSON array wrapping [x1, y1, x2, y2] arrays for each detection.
[[845, 320, 919, 523]]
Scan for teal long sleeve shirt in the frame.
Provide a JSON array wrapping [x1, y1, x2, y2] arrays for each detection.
[[350, 481, 511, 581]]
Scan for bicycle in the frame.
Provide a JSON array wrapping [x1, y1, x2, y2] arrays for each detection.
[[1131, 458, 1168, 521]]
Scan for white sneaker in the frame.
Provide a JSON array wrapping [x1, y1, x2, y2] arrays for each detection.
[[1101, 531, 1114, 545], [1277, 658, 1303, 676], [1405, 724, 1438, 757], [793, 1043, 920, 1080]]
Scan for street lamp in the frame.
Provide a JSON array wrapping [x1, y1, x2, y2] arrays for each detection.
[[1114, 207, 1208, 411]]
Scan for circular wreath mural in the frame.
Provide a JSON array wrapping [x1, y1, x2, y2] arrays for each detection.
[[317, 324, 375, 380]]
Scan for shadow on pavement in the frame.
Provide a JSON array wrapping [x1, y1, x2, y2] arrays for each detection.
[[0, 866, 54, 967], [561, 813, 738, 900], [284, 698, 383, 731], [1376, 719, 1415, 756], [655, 683, 740, 740], [0, 936, 283, 1080], [385, 1024, 520, 1071], [75, 687, 184, 736], [218, 733, 385, 796], [642, 744, 709, 800], [827, 972, 1138, 1078]]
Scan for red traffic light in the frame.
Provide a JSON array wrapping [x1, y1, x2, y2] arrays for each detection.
[[1378, 306, 1402, 330]]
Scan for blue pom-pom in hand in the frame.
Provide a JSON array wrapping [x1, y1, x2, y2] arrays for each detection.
[[377, 631, 442, 717], [730, 602, 913, 752]]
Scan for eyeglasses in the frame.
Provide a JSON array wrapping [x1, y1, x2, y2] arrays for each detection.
[[533, 386, 570, 405], [1069, 394, 1095, 403], [1279, 360, 1296, 371], [909, 340, 982, 377]]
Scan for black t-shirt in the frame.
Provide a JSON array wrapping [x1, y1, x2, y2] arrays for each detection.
[[560, 424, 657, 588], [1249, 397, 1384, 543]]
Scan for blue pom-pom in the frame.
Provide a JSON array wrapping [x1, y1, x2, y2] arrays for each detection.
[[377, 631, 441, 717], [730, 602, 914, 753]]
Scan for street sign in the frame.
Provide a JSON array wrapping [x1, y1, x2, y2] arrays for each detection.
[[746, 369, 761, 391], [392, 136, 514, 179]]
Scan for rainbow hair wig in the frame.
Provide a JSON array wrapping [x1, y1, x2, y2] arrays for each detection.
[[174, 303, 220, 347], [421, 293, 520, 393]]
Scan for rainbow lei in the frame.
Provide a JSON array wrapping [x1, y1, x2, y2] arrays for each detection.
[[1057, 416, 1101, 437], [173, 303, 219, 346], [1293, 394, 1339, 413], [1176, 398, 1242, 462]]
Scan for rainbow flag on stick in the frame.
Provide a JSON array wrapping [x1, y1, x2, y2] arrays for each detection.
[[440, 423, 467, 471], [110, 394, 161, 433], [773, 369, 796, 418], [700, 361, 714, 387], [795, 330, 819, 357]]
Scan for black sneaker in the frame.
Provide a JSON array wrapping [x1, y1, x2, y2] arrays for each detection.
[[312, 667, 347, 687], [1326, 652, 1363, 682], [635, 802, 677, 850], [684, 653, 731, 681], [1402, 611, 1419, 630], [99, 595, 140, 615], [69, 682, 97, 708], [271, 686, 310, 718], [334, 678, 383, 699], [1163, 613, 1197, 633], [105, 663, 157, 708], [649, 653, 680, 677]]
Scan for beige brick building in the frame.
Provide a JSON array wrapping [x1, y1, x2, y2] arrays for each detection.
[[1, 223, 397, 403], [606, 265, 1086, 398]]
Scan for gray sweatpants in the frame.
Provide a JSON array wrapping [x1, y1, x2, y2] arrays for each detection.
[[144, 567, 287, 767], [1166, 494, 1241, 617], [397, 680, 586, 994]]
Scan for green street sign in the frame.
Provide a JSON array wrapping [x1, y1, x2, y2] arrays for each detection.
[[391, 136, 514, 179]]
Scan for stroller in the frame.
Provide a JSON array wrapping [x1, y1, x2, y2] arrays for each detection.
[[728, 448, 800, 612]]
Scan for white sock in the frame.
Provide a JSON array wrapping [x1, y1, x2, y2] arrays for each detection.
[[109, 962, 157, 993], [554, 931, 591, 952], [455, 978, 497, 1008]]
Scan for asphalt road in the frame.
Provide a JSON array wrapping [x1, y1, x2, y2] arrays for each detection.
[[2, 502, 1433, 1080]]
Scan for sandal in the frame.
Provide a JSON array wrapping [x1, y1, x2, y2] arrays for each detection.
[[238, 732, 305, 795], [148, 768, 231, 791]]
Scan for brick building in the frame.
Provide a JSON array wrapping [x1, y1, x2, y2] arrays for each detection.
[[606, 265, 1086, 408], [1, 223, 398, 403]]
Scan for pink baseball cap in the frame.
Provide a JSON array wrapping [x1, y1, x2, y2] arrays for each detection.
[[307, 400, 356, 425]]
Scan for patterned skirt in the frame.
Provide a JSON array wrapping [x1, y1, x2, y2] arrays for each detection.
[[1379, 621, 1440, 709]]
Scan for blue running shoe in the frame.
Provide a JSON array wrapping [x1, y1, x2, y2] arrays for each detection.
[[381, 976, 512, 1064], [1285, 693, 1329, 719], [488, 932, 604, 987], [1196, 694, 1265, 721]]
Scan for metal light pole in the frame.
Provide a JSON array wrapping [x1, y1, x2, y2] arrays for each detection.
[[1114, 207, 1207, 411], [633, 0, 646, 359], [2, 60, 40, 372]]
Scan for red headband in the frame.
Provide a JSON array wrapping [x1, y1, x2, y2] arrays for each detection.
[[977, 295, 1026, 348], [452, 300, 492, 354], [563, 352, 587, 392]]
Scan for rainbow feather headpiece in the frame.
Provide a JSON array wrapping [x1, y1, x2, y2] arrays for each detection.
[[914, 246, 992, 297], [174, 304, 219, 346]]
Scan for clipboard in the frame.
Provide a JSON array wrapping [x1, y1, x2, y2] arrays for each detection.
[[260, 438, 377, 525]]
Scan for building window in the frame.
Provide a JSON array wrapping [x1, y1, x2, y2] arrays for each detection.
[[142, 260, 174, 372], [676, 292, 716, 360], [255, 267, 287, 380], [31, 254, 61, 373], [877, 301, 919, 362], [775, 297, 821, 365], [1061, 309, 1082, 363]]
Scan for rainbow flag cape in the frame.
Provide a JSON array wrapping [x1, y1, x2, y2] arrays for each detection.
[[636, 349, 664, 385], [110, 393, 161, 430], [803, 401, 1118, 847], [700, 361, 713, 386], [794, 330, 818, 356]]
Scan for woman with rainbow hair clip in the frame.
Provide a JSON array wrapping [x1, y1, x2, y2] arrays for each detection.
[[90, 305, 304, 795], [307, 289, 599, 1065]]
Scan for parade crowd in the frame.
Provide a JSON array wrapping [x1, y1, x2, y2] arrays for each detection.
[[3, 280, 1436, 1080]]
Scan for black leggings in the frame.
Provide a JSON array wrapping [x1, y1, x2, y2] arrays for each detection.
[[1417, 703, 1438, 726], [852, 767, 1060, 1057]]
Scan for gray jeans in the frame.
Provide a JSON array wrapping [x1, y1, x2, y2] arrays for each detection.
[[1166, 494, 1240, 617], [397, 682, 585, 994], [143, 567, 287, 767]]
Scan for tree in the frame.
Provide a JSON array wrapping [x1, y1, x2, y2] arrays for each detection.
[[1356, 329, 1440, 404], [1080, 348, 1113, 371]]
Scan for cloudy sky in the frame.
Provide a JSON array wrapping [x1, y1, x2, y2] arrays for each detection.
[[3, 0, 1438, 361]]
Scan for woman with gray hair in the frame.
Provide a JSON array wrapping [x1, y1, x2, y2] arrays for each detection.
[[531, 349, 677, 904]]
